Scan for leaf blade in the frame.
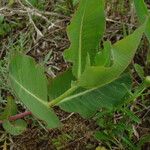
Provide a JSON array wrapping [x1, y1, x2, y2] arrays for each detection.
[[133, 0, 149, 23], [48, 69, 75, 100], [65, 0, 106, 78], [79, 25, 144, 88], [133, 0, 150, 42], [3, 120, 27, 136], [59, 74, 131, 118], [0, 96, 17, 120], [9, 53, 61, 128]]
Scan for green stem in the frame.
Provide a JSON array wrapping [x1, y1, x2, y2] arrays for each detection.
[[48, 85, 78, 107]]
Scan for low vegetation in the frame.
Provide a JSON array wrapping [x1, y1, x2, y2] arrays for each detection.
[[0, 0, 149, 149]]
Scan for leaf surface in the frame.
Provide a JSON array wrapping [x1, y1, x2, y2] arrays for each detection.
[[134, 63, 145, 80], [59, 74, 131, 118], [133, 0, 149, 23], [95, 41, 112, 67], [64, 0, 105, 78], [134, 0, 150, 42], [9, 53, 60, 128], [48, 69, 75, 100], [0, 96, 17, 120], [3, 120, 27, 136], [79, 25, 144, 88]]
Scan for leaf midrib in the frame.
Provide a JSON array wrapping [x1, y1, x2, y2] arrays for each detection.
[[10, 74, 47, 106], [78, 0, 87, 78], [58, 87, 97, 105]]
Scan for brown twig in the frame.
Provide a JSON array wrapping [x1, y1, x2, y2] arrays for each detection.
[[0, 111, 32, 124]]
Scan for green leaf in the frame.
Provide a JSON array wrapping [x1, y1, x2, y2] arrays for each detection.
[[2, 120, 27, 136], [59, 74, 131, 118], [64, 0, 105, 78], [134, 63, 145, 80], [0, 96, 17, 120], [133, 0, 149, 23], [9, 53, 61, 128], [95, 41, 113, 67], [79, 25, 144, 88], [145, 18, 150, 42], [48, 69, 75, 100], [134, 0, 150, 42]]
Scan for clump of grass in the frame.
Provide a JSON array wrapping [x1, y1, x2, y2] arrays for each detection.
[[0, 52, 10, 93]]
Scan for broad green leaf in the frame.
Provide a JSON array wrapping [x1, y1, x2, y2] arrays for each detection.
[[133, 0, 149, 23], [59, 74, 131, 118], [134, 0, 150, 42], [64, 0, 106, 78], [9, 53, 61, 128], [3, 119, 27, 136], [0, 96, 17, 120], [48, 69, 75, 100], [95, 41, 113, 67], [144, 18, 150, 43], [78, 25, 144, 88]]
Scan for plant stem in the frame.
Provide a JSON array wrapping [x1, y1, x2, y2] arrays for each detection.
[[48, 85, 78, 107], [0, 111, 32, 124]]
